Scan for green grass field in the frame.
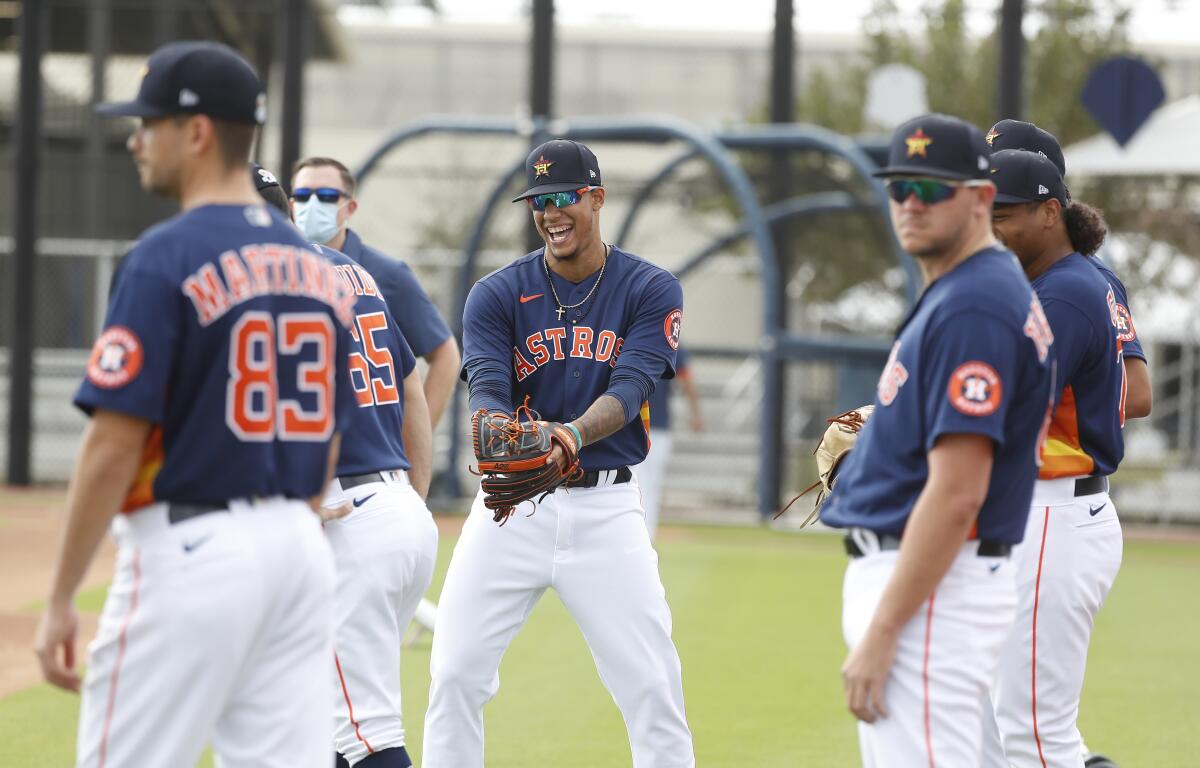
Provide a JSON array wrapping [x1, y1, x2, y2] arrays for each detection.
[[2, 524, 1197, 767]]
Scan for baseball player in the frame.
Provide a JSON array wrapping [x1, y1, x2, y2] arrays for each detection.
[[988, 119, 1151, 421], [422, 139, 695, 767], [819, 114, 1055, 767], [637, 346, 704, 539], [254, 167, 438, 768], [32, 42, 358, 768], [987, 120, 1144, 768], [292, 156, 460, 640], [983, 148, 1126, 768]]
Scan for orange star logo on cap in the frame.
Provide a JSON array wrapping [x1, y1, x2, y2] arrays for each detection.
[[905, 128, 933, 158], [986, 128, 1000, 146], [532, 155, 555, 178]]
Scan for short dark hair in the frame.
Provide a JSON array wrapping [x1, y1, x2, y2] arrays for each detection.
[[1063, 201, 1108, 256], [172, 115, 257, 169], [293, 156, 356, 197], [212, 120, 257, 169]]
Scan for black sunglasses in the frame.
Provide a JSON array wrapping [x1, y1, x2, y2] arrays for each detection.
[[292, 187, 347, 204]]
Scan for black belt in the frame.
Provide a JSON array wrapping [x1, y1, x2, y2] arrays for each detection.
[[166, 496, 304, 524], [563, 466, 633, 489], [844, 531, 1011, 559], [167, 503, 227, 525], [1074, 475, 1109, 496], [339, 470, 402, 491]]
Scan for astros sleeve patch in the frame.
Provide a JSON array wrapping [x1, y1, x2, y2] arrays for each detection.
[[1114, 303, 1136, 343], [663, 309, 682, 350], [86, 326, 145, 389], [947, 361, 1003, 416]]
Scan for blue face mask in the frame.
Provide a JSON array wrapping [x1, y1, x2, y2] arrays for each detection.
[[293, 198, 344, 244]]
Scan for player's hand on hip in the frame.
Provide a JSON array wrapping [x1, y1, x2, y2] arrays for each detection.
[[318, 502, 352, 523], [34, 600, 81, 692], [841, 624, 898, 723]]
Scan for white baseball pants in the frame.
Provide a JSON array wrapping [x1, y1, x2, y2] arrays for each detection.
[[981, 478, 1123, 768], [843, 536, 1018, 768], [323, 471, 438, 766], [76, 497, 336, 768], [422, 476, 694, 768]]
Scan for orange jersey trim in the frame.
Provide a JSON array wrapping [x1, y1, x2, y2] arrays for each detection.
[[1039, 385, 1096, 479], [121, 426, 163, 512], [640, 400, 652, 452]]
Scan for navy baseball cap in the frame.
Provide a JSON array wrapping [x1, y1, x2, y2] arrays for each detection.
[[990, 149, 1068, 206], [873, 113, 992, 181], [250, 163, 282, 193], [96, 41, 266, 125], [512, 139, 603, 201], [986, 119, 1066, 177], [250, 163, 289, 215]]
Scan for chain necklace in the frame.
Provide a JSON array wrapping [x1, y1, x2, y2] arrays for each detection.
[[543, 243, 610, 322]]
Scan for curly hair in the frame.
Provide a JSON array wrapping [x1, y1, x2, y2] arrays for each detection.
[[1062, 201, 1108, 256]]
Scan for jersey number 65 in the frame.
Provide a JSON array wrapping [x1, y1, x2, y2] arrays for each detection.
[[346, 311, 399, 408]]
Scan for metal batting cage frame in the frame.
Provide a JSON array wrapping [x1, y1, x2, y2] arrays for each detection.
[[355, 116, 917, 519]]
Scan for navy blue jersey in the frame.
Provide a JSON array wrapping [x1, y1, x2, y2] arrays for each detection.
[[461, 246, 682, 470], [1091, 255, 1144, 362], [647, 347, 690, 430], [315, 245, 418, 475], [1034, 253, 1125, 478], [75, 204, 358, 510], [821, 247, 1055, 544], [341, 229, 453, 358]]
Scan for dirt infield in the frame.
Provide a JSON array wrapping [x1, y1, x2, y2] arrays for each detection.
[[0, 487, 115, 697], [0, 487, 470, 699]]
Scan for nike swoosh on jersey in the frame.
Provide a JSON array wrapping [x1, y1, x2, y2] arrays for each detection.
[[1088, 502, 1107, 516], [353, 493, 377, 508], [519, 293, 544, 304], [989, 563, 1002, 573], [182, 533, 213, 553]]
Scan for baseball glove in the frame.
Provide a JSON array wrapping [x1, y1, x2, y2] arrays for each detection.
[[471, 400, 583, 525], [776, 405, 874, 525]]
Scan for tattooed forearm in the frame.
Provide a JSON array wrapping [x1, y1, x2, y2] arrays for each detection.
[[569, 395, 628, 447]]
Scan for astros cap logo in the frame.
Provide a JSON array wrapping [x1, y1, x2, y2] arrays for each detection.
[[532, 155, 555, 178], [905, 128, 933, 158], [985, 127, 1000, 146]]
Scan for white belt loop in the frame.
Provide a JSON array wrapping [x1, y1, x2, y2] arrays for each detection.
[[1031, 477, 1083, 506], [851, 527, 878, 556]]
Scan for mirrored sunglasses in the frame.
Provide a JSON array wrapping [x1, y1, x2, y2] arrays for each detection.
[[885, 179, 963, 205], [886, 178, 991, 205], [528, 187, 593, 212], [292, 187, 347, 204]]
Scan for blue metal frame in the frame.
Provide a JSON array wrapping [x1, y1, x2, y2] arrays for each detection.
[[354, 117, 915, 518]]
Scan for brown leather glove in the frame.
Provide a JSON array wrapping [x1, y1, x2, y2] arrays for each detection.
[[471, 401, 583, 525], [776, 405, 874, 526]]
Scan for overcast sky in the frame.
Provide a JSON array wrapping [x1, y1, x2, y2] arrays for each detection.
[[403, 0, 1200, 46]]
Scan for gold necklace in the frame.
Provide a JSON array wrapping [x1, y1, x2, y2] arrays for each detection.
[[543, 243, 610, 322]]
